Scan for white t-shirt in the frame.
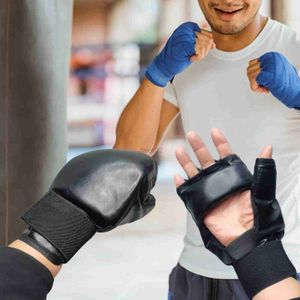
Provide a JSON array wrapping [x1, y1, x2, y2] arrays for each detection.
[[164, 19, 300, 279]]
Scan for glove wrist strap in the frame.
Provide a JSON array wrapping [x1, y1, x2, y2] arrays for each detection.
[[233, 240, 296, 298], [21, 191, 97, 264], [19, 228, 64, 265]]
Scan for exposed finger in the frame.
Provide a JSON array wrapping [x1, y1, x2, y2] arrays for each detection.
[[174, 175, 185, 188], [186, 131, 215, 169], [247, 64, 261, 74], [196, 33, 214, 44], [190, 55, 197, 62], [247, 68, 261, 77], [253, 87, 270, 94], [249, 59, 259, 66], [204, 46, 210, 57], [248, 72, 269, 93], [248, 72, 260, 91], [175, 147, 199, 178], [259, 145, 273, 159], [194, 47, 206, 60], [195, 40, 214, 51], [195, 44, 211, 59], [257, 86, 270, 93], [199, 29, 213, 38], [211, 128, 233, 158]]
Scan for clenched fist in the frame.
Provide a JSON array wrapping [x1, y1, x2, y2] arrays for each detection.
[[247, 52, 300, 109], [146, 22, 215, 87]]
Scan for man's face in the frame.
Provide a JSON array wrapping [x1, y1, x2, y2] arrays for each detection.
[[198, 0, 262, 34]]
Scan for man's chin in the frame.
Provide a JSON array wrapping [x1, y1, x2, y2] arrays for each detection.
[[211, 24, 246, 35]]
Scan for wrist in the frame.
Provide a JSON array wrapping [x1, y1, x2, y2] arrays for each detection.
[[145, 59, 173, 87], [233, 240, 296, 298], [9, 240, 62, 278]]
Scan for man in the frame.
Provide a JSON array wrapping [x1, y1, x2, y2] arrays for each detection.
[[114, 0, 300, 298]]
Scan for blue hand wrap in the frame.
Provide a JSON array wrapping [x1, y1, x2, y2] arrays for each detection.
[[257, 51, 300, 109], [145, 22, 200, 87]]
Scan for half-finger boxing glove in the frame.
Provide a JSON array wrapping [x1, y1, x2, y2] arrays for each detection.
[[178, 155, 296, 298], [20, 150, 157, 265], [145, 22, 200, 87], [177, 154, 253, 264], [230, 159, 295, 298], [257, 51, 300, 109]]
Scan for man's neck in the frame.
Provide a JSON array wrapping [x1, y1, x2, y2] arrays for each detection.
[[213, 14, 268, 52]]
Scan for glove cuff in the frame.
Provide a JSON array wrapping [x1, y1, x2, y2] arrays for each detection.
[[19, 228, 64, 265], [21, 191, 97, 264], [145, 59, 173, 87], [233, 240, 296, 298]]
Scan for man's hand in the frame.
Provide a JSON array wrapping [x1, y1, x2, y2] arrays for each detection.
[[145, 22, 215, 87], [174, 128, 272, 246], [247, 52, 300, 108], [193, 26, 216, 62], [247, 59, 270, 94]]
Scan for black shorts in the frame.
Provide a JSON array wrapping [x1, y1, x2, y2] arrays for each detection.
[[168, 263, 300, 300]]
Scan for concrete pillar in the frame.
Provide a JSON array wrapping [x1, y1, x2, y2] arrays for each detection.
[[0, 0, 73, 245]]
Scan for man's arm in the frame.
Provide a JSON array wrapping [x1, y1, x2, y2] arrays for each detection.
[[9, 240, 62, 277], [150, 99, 179, 154], [0, 245, 55, 300], [114, 22, 215, 155], [114, 78, 166, 154], [114, 78, 179, 155], [254, 278, 300, 300]]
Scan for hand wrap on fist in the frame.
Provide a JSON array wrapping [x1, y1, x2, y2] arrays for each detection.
[[145, 22, 200, 87], [257, 51, 300, 109], [177, 154, 296, 298], [20, 150, 157, 265]]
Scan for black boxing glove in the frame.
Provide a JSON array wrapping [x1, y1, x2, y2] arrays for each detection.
[[177, 154, 253, 264], [230, 158, 295, 298], [178, 155, 296, 298], [20, 150, 157, 265]]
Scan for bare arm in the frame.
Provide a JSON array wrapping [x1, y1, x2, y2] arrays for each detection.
[[114, 78, 179, 155], [9, 240, 62, 278], [254, 278, 300, 300], [150, 99, 179, 154]]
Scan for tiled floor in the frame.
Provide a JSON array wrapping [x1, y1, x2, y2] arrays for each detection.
[[48, 181, 187, 300]]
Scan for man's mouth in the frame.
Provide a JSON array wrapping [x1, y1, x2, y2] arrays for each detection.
[[214, 7, 244, 20]]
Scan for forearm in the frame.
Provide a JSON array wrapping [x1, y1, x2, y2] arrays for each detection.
[[254, 277, 300, 300], [114, 78, 164, 154], [0, 245, 55, 299], [9, 240, 62, 278]]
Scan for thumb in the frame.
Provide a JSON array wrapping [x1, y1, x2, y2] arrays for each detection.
[[252, 146, 276, 201], [259, 145, 273, 159]]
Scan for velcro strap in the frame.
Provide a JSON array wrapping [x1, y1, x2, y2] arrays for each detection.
[[226, 229, 257, 261], [233, 240, 297, 298], [21, 191, 97, 263], [177, 154, 252, 222]]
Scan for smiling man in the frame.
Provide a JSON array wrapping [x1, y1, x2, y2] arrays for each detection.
[[114, 0, 300, 299]]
